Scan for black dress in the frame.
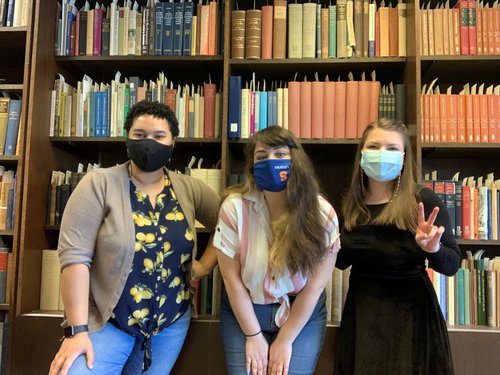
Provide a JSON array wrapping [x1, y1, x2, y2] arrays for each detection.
[[334, 188, 461, 375]]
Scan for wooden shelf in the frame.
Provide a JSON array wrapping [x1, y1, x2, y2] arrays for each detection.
[[50, 136, 221, 143], [0, 84, 23, 92], [0, 230, 14, 236], [457, 240, 500, 246], [229, 57, 407, 82], [0, 304, 9, 311], [421, 143, 500, 158], [421, 56, 500, 85], [55, 55, 224, 83]]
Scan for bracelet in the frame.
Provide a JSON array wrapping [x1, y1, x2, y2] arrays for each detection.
[[244, 329, 262, 338]]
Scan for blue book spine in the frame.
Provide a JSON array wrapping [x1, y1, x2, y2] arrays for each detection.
[[267, 91, 273, 126], [498, 191, 500, 239], [3, 99, 21, 155], [65, 12, 76, 56], [487, 188, 493, 240], [6, 0, 15, 27], [228, 76, 242, 139], [182, 2, 194, 55], [101, 91, 109, 137], [154, 3, 164, 55], [163, 2, 174, 55], [173, 2, 184, 56], [271, 91, 277, 126], [89, 91, 96, 137], [259, 91, 268, 129], [440, 273, 447, 321], [95, 91, 102, 137], [457, 269, 465, 325], [106, 85, 111, 136]]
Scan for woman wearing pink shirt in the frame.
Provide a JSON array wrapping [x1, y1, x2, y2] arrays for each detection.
[[214, 126, 340, 375]]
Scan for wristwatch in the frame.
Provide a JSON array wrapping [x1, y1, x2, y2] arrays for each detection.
[[63, 324, 89, 338]]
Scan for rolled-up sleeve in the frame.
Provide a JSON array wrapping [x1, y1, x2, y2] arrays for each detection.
[[213, 197, 241, 259]]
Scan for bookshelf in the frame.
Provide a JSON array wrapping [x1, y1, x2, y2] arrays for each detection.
[[9, 1, 500, 374], [0, 0, 34, 373]]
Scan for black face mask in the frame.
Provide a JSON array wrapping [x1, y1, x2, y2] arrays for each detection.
[[126, 138, 174, 172]]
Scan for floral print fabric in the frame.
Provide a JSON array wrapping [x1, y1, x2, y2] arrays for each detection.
[[111, 175, 194, 370]]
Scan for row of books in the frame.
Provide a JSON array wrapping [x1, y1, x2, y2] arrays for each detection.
[[45, 163, 100, 227], [185, 157, 222, 194], [192, 265, 221, 316], [50, 73, 221, 139], [0, 0, 29, 27], [421, 81, 500, 143], [231, 0, 407, 60], [430, 250, 500, 327], [424, 171, 500, 241], [421, 0, 500, 56], [0, 167, 15, 231], [57, 0, 223, 57], [228, 73, 405, 140], [0, 243, 10, 305], [0, 313, 8, 374], [0, 96, 22, 156]]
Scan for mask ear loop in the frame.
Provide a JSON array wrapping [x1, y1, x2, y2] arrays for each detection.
[[360, 168, 365, 196], [389, 173, 402, 204]]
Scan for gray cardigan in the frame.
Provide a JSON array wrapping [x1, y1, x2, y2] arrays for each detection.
[[58, 162, 220, 332]]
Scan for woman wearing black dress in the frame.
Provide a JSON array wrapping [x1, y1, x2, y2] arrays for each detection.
[[334, 119, 461, 374]]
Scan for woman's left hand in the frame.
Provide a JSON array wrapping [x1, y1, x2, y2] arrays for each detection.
[[415, 202, 444, 253], [268, 337, 292, 375], [191, 260, 210, 279]]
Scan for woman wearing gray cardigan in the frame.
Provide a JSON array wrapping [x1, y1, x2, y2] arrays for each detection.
[[49, 101, 220, 375]]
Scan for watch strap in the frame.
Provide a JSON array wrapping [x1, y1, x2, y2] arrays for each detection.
[[63, 324, 89, 338]]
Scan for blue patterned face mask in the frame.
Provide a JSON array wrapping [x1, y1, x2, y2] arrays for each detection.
[[360, 149, 404, 182], [253, 159, 291, 192]]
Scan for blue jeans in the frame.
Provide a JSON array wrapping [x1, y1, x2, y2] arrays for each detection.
[[220, 288, 327, 375], [68, 308, 190, 375]]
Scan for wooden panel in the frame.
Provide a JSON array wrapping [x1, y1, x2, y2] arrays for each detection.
[[12, 317, 500, 375]]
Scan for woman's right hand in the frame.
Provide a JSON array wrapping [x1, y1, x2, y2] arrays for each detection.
[[48, 333, 94, 375], [245, 333, 269, 375]]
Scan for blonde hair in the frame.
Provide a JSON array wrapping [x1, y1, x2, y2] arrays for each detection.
[[223, 126, 327, 275], [342, 119, 419, 232]]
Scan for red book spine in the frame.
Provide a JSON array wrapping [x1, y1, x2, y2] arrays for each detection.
[[311, 82, 324, 139], [479, 93, 489, 142], [93, 9, 103, 56], [323, 82, 335, 138], [459, 0, 470, 54], [468, 0, 477, 55], [287, 82, 301, 138], [300, 81, 312, 139]]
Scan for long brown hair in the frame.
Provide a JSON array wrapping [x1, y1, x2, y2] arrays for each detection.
[[342, 119, 419, 232], [223, 126, 326, 275]]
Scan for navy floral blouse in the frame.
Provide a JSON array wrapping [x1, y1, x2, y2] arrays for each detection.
[[111, 174, 194, 370]]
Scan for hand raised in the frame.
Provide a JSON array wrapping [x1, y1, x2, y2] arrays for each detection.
[[415, 202, 445, 253]]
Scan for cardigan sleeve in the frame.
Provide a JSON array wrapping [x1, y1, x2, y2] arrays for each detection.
[[419, 187, 462, 276], [58, 171, 106, 270]]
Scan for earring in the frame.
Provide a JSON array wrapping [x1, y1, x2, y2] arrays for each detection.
[[389, 174, 401, 204]]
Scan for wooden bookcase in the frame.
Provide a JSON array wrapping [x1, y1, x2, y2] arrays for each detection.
[[0, 1, 34, 373], [10, 0, 500, 374]]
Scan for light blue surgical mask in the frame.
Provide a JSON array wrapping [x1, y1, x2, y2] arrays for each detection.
[[360, 149, 404, 182], [253, 159, 291, 192]]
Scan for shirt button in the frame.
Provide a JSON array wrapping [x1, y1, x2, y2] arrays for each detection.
[[153, 314, 157, 318], [156, 297, 160, 301], [157, 276, 161, 281]]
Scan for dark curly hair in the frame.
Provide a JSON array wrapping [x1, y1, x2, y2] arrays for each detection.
[[124, 100, 179, 137]]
